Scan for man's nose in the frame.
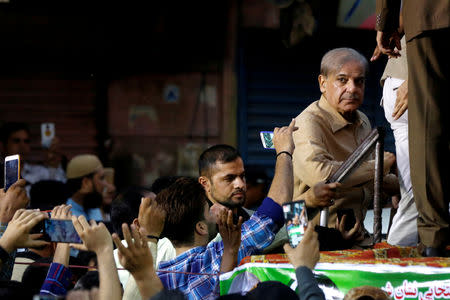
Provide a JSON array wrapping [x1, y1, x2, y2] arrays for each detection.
[[347, 80, 359, 93], [346, 80, 358, 92], [233, 177, 245, 188]]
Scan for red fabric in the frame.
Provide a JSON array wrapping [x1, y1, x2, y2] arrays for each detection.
[[239, 243, 450, 267]]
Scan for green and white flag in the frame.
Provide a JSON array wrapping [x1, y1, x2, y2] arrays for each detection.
[[220, 262, 450, 300]]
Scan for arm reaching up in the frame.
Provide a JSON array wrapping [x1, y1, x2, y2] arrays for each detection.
[[51, 205, 72, 266], [40, 204, 74, 297], [72, 215, 121, 300], [284, 224, 325, 300], [268, 119, 298, 206]]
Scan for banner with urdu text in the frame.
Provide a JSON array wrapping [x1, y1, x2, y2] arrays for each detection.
[[219, 262, 450, 300]]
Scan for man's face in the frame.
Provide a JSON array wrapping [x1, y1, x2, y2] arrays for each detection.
[[6, 130, 31, 158], [319, 60, 366, 118], [204, 158, 246, 208], [92, 168, 107, 194], [82, 169, 107, 209]]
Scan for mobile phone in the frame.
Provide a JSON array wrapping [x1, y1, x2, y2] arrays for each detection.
[[283, 200, 308, 248], [260, 131, 274, 149], [41, 123, 55, 149], [4, 154, 20, 191], [337, 208, 356, 232], [44, 219, 82, 244]]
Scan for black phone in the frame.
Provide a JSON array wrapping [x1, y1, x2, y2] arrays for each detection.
[[43, 219, 82, 244], [337, 208, 356, 231], [283, 200, 308, 248]]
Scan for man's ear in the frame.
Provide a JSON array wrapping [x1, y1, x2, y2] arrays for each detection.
[[132, 218, 140, 229], [195, 220, 208, 236], [318, 74, 327, 94], [198, 176, 211, 193]]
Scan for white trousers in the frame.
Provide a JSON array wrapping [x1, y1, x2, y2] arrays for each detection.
[[382, 77, 418, 246]]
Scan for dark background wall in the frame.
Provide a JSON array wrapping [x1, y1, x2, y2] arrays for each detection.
[[0, 0, 392, 186]]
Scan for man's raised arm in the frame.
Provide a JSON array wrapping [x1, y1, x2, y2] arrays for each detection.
[[267, 119, 297, 206]]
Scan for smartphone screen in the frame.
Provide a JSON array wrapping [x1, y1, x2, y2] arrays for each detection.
[[260, 131, 274, 149], [44, 219, 82, 243], [283, 200, 308, 248], [4, 155, 20, 191]]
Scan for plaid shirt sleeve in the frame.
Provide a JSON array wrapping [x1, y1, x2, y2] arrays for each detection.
[[0, 222, 16, 280], [40, 262, 73, 297], [158, 244, 224, 300], [237, 197, 284, 262]]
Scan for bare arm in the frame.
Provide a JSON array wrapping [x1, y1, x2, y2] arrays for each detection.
[[267, 119, 297, 206], [72, 216, 121, 300], [51, 205, 72, 266]]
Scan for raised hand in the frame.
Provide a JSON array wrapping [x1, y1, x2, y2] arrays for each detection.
[[218, 209, 243, 253], [0, 209, 49, 253], [209, 202, 227, 225], [273, 118, 298, 156], [218, 209, 243, 273], [51, 204, 73, 266], [112, 224, 163, 299], [0, 179, 29, 223], [284, 223, 319, 270], [51, 204, 72, 220], [71, 215, 112, 254], [113, 224, 153, 279], [138, 196, 166, 239]]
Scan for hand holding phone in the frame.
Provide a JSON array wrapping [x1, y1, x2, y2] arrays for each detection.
[[4, 154, 20, 192], [71, 215, 113, 253], [283, 224, 320, 270], [44, 219, 82, 244], [283, 200, 308, 247], [0, 179, 29, 223]]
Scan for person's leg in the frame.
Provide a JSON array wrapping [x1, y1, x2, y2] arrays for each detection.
[[407, 28, 450, 253], [387, 189, 417, 246], [383, 77, 418, 246]]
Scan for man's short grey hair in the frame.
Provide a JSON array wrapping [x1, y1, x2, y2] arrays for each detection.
[[320, 48, 368, 77]]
